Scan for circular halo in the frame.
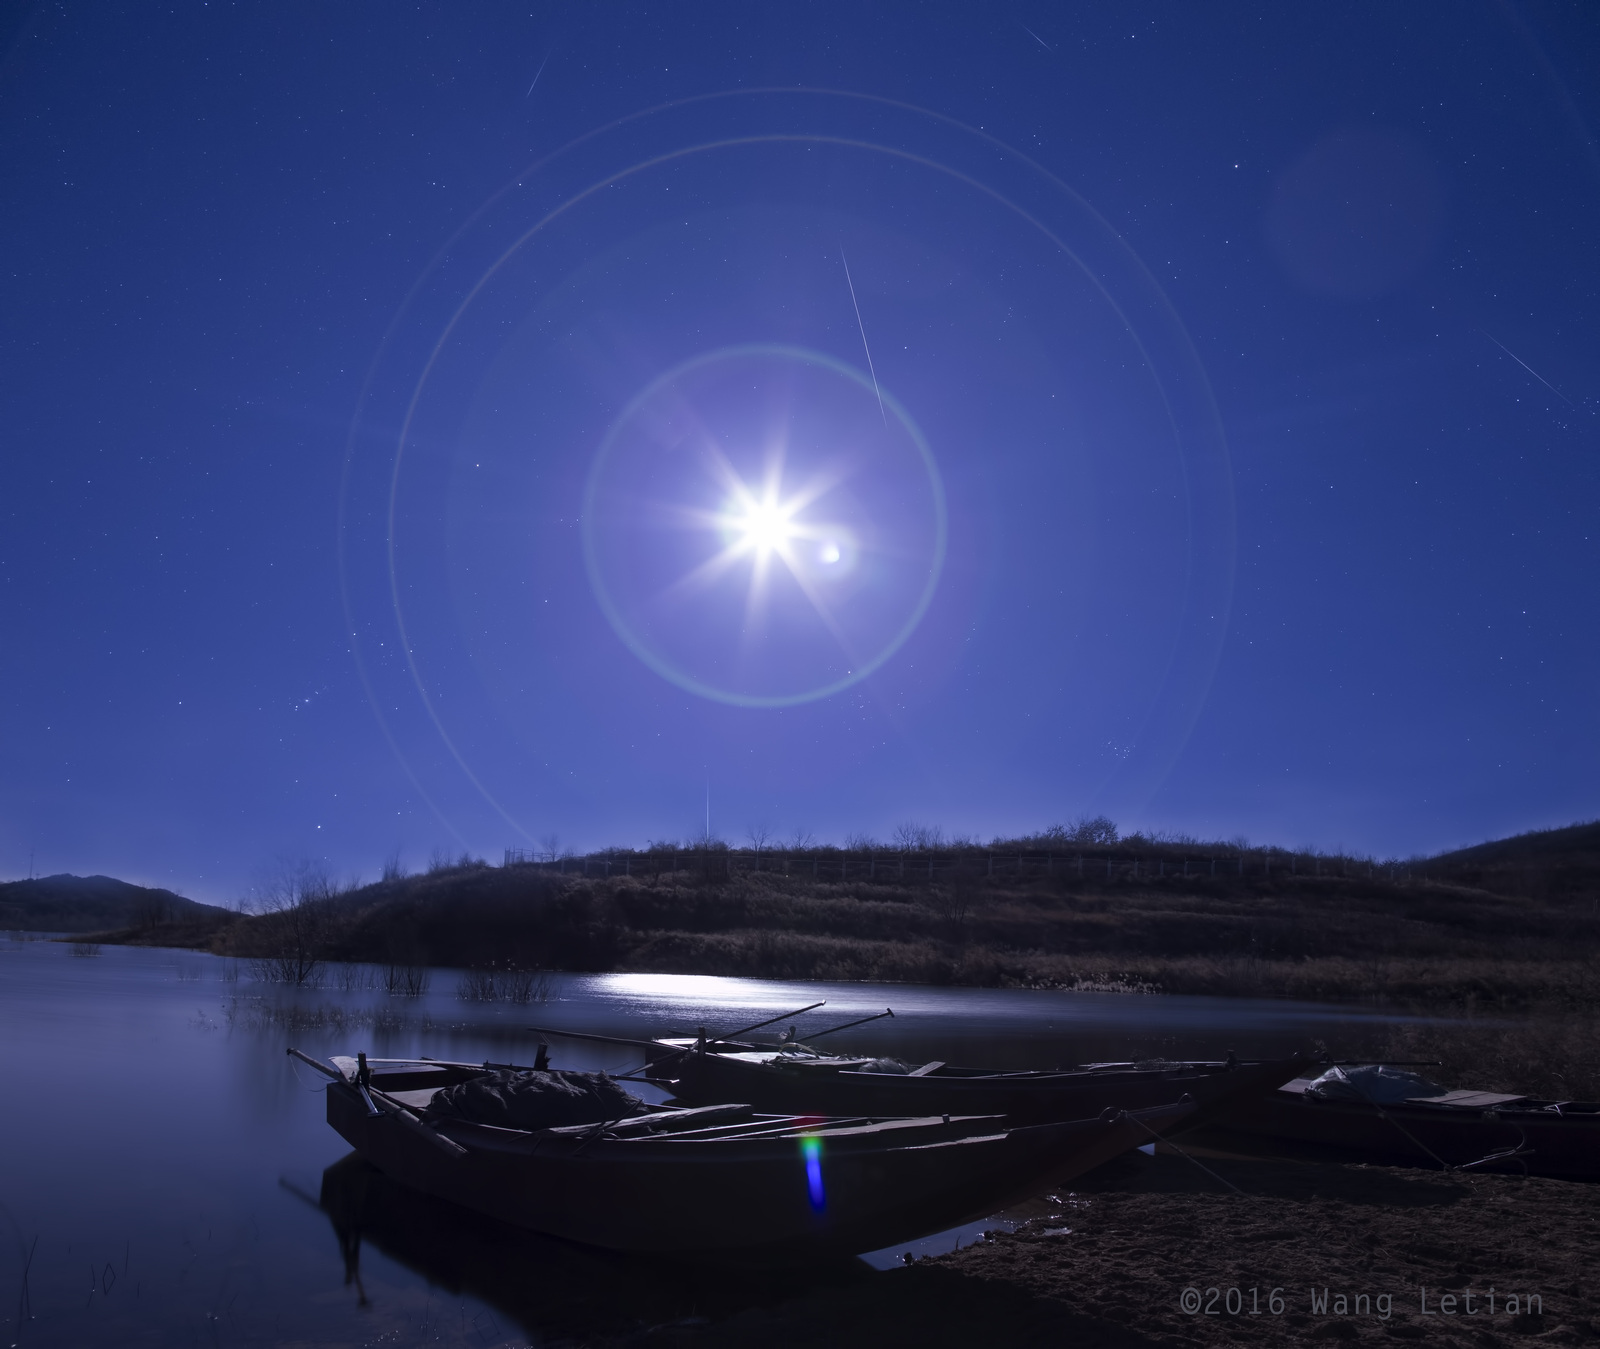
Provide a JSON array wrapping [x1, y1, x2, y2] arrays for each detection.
[[338, 89, 1235, 840], [581, 343, 947, 709]]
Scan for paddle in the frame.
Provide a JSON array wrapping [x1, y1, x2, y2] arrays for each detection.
[[608, 1000, 829, 1083], [709, 1000, 829, 1043], [287, 1047, 468, 1159], [792, 1008, 894, 1042]]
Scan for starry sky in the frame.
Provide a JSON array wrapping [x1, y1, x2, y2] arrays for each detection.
[[2, 3, 1596, 901]]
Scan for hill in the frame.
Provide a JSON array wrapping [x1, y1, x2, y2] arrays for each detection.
[[189, 832, 1600, 1011], [0, 873, 231, 935], [1425, 819, 1600, 905]]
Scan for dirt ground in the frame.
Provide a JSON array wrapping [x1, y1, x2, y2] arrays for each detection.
[[673, 1148, 1600, 1348]]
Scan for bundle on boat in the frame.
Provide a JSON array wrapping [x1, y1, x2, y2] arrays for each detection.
[[427, 1069, 648, 1131], [290, 1048, 1196, 1263]]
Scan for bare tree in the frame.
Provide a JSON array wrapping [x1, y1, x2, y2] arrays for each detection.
[[1065, 815, 1119, 846], [789, 826, 816, 851], [745, 823, 775, 855], [842, 831, 876, 852], [249, 858, 340, 986], [133, 892, 174, 929], [380, 848, 408, 883], [893, 822, 944, 852], [538, 833, 561, 863]]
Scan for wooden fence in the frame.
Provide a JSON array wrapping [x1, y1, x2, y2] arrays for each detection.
[[501, 846, 1418, 885]]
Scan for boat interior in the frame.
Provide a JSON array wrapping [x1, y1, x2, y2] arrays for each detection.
[[324, 1056, 1020, 1143], [1276, 1077, 1600, 1116]]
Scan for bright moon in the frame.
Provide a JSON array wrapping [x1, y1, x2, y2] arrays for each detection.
[[733, 496, 796, 556]]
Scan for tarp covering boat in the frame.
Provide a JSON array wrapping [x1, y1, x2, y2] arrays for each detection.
[[1303, 1064, 1447, 1104], [428, 1069, 648, 1130]]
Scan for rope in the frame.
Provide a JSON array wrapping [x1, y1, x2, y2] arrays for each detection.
[[1125, 1112, 1244, 1195], [1336, 1074, 1456, 1171]]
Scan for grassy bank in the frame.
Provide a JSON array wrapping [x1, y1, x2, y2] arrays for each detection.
[[86, 821, 1600, 1017]]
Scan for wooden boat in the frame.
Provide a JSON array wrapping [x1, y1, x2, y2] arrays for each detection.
[[1201, 1070, 1600, 1181], [292, 1049, 1195, 1262], [532, 1023, 1309, 1129]]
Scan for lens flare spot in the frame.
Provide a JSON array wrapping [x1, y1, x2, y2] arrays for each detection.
[[801, 1134, 825, 1211]]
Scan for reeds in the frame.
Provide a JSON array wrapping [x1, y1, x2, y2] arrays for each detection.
[[221, 996, 415, 1033], [383, 963, 431, 997], [455, 967, 556, 1004], [68, 940, 101, 957]]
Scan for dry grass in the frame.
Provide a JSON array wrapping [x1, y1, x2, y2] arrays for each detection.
[[1374, 1012, 1600, 1101], [92, 832, 1599, 1016]]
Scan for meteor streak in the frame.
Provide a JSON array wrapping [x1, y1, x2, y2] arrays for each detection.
[[1480, 329, 1575, 408], [526, 52, 549, 97], [840, 247, 887, 427]]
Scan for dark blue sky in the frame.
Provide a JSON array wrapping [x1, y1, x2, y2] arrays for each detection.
[[3, 3, 1596, 901]]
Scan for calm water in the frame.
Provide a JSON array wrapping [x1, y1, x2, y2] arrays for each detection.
[[0, 939, 1428, 1347]]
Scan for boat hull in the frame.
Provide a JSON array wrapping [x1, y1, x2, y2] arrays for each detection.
[[326, 1083, 1190, 1261], [1203, 1085, 1600, 1182], [666, 1052, 1305, 1129]]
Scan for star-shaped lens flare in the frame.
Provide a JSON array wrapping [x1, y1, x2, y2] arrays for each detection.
[[728, 492, 798, 559], [664, 450, 857, 650], [581, 344, 946, 709]]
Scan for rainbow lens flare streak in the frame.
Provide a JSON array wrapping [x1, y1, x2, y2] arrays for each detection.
[[801, 1135, 825, 1211]]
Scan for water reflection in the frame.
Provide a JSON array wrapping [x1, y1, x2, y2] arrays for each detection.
[[312, 1152, 871, 1342], [0, 941, 1447, 1347]]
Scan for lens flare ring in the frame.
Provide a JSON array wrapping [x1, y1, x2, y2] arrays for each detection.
[[582, 343, 947, 709], [338, 87, 1234, 840]]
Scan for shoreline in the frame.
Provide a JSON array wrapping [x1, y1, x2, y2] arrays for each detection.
[[668, 1148, 1600, 1348], [38, 936, 1600, 1100]]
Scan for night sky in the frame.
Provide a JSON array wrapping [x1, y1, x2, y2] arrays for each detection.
[[3, 4, 1596, 902]]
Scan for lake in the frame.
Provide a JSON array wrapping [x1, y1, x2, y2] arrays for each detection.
[[0, 938, 1432, 1347]]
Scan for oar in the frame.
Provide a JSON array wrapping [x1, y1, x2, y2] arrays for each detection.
[[796, 1008, 894, 1042], [523, 1025, 663, 1051], [287, 1047, 468, 1160], [612, 1001, 829, 1083], [715, 1001, 827, 1043], [288, 1046, 344, 1080]]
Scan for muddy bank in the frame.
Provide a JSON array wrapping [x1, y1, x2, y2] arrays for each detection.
[[673, 1151, 1600, 1348]]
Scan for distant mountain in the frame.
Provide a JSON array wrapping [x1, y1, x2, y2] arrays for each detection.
[[0, 874, 230, 933]]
